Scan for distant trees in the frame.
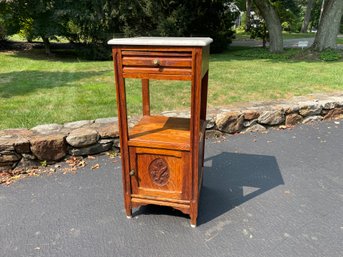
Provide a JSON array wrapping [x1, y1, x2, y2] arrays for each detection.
[[0, 0, 239, 58]]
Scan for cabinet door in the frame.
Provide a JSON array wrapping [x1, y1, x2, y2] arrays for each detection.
[[129, 147, 190, 201]]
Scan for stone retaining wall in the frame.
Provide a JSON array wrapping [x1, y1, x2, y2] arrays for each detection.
[[1, 95, 343, 174]]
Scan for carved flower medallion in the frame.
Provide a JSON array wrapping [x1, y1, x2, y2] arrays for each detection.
[[148, 158, 169, 186]]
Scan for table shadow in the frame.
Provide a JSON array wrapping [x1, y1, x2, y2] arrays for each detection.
[[198, 152, 284, 225]]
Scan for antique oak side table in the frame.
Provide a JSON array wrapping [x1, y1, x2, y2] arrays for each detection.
[[108, 37, 213, 227]]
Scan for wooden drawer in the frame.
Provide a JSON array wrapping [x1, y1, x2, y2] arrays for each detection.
[[121, 49, 193, 80]]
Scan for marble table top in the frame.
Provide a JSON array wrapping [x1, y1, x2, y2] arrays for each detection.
[[107, 37, 213, 46]]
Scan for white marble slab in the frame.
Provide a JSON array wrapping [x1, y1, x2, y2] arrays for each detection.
[[107, 37, 213, 46]]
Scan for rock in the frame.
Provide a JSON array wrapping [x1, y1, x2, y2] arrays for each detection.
[[91, 123, 119, 138], [14, 138, 31, 154], [243, 110, 260, 120], [95, 117, 118, 124], [0, 152, 21, 162], [299, 105, 322, 117], [206, 117, 215, 130], [0, 128, 33, 137], [31, 124, 63, 135], [244, 124, 267, 133], [0, 138, 15, 151], [30, 134, 67, 161], [66, 128, 99, 147], [258, 110, 285, 125], [0, 165, 14, 173], [323, 101, 339, 110], [69, 141, 113, 156], [302, 116, 323, 124], [285, 105, 300, 114], [323, 108, 343, 120], [205, 130, 225, 139], [243, 119, 258, 128], [63, 120, 94, 129], [22, 153, 37, 160], [13, 158, 40, 172], [285, 114, 303, 126], [215, 112, 244, 133]]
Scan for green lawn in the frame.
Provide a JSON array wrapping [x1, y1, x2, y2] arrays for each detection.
[[1, 47, 343, 129]]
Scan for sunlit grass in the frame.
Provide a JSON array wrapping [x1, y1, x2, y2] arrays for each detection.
[[1, 46, 342, 129]]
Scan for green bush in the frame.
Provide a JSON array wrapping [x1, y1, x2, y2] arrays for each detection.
[[319, 49, 342, 61]]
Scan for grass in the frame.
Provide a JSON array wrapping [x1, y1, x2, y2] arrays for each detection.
[[0, 46, 343, 129]]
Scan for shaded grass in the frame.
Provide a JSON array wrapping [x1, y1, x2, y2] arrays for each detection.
[[1, 46, 343, 129]]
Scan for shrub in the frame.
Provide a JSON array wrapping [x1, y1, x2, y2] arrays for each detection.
[[319, 49, 342, 62]]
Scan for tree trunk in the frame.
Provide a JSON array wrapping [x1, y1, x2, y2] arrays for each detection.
[[300, 0, 315, 33], [312, 0, 343, 51], [254, 0, 283, 53], [245, 0, 253, 32], [42, 36, 51, 55]]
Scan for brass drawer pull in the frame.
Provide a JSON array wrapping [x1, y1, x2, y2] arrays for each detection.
[[152, 59, 160, 66]]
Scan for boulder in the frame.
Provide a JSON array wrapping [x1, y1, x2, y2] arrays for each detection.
[[69, 140, 113, 156], [91, 123, 119, 138], [258, 110, 285, 125], [30, 134, 67, 161], [0, 152, 21, 162], [244, 124, 267, 133], [285, 114, 303, 126], [323, 108, 343, 120], [63, 120, 94, 129], [243, 110, 260, 120], [215, 112, 244, 133], [299, 105, 322, 117], [31, 124, 63, 135], [302, 116, 323, 124], [66, 128, 99, 147]]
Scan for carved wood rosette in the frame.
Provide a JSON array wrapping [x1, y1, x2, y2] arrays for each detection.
[[148, 158, 169, 186]]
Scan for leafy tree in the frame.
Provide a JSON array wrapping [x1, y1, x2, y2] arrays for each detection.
[[300, 0, 315, 32], [254, 0, 284, 52], [312, 0, 343, 50]]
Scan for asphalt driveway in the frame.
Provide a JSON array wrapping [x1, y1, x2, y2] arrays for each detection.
[[1, 121, 343, 257]]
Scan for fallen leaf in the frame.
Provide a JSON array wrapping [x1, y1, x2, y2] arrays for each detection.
[[91, 163, 100, 170]]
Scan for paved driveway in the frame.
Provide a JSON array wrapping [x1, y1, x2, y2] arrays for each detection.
[[231, 37, 343, 49], [1, 121, 343, 257]]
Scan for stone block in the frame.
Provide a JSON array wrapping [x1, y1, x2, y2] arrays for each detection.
[[215, 112, 244, 133], [30, 134, 67, 161], [285, 114, 303, 126], [323, 108, 343, 120], [66, 128, 99, 147], [258, 110, 285, 125], [31, 124, 63, 135]]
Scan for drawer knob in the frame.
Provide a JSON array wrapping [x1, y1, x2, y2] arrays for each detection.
[[153, 59, 160, 66], [129, 169, 135, 176]]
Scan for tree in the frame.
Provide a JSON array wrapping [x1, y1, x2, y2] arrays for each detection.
[[254, 0, 284, 52], [312, 0, 343, 50], [246, 0, 253, 31], [300, 0, 315, 32]]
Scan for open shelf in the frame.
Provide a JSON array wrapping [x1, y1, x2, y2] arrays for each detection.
[[128, 115, 191, 151]]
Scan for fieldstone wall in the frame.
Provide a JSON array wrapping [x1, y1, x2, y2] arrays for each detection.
[[0, 118, 119, 174], [1, 95, 343, 174]]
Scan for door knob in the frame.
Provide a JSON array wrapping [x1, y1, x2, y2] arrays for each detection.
[[153, 59, 160, 66], [129, 169, 135, 176]]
